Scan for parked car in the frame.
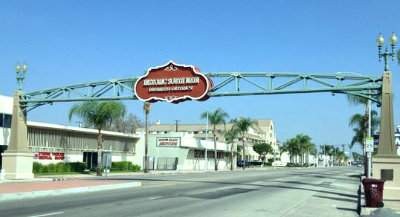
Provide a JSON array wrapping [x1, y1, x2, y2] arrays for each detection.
[[272, 161, 287, 167], [237, 160, 250, 167]]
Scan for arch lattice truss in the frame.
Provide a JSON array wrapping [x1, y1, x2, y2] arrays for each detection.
[[21, 72, 382, 112]]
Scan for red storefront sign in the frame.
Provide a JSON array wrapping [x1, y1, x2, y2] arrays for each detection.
[[35, 152, 65, 160], [134, 61, 212, 103], [53, 152, 65, 160], [37, 152, 52, 160]]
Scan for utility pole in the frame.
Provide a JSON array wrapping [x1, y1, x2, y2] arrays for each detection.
[[205, 113, 208, 170], [143, 102, 151, 173]]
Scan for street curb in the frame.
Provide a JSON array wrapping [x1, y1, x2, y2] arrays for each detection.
[[0, 181, 141, 202]]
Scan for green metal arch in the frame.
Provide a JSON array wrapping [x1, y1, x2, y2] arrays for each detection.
[[20, 72, 382, 112]]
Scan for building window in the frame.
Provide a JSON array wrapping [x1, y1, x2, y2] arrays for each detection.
[[217, 151, 225, 159], [194, 150, 205, 158], [0, 114, 12, 128]]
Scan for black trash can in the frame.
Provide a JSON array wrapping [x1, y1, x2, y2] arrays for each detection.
[[362, 178, 385, 207]]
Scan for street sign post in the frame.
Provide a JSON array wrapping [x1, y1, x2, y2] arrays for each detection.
[[366, 137, 374, 153]]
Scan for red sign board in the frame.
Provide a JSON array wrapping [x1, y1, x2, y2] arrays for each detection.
[[53, 152, 65, 160], [134, 61, 212, 103], [37, 152, 52, 160], [35, 152, 65, 160]]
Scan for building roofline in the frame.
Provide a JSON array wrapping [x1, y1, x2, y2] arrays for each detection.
[[27, 121, 140, 139]]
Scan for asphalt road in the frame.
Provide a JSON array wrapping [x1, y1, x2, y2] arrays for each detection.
[[0, 167, 361, 217]]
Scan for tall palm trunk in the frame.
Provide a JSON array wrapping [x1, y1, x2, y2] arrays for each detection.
[[242, 136, 245, 170], [230, 143, 234, 171], [97, 129, 103, 176], [213, 126, 218, 171]]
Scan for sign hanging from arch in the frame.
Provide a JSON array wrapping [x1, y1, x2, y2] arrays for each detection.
[[134, 61, 212, 103]]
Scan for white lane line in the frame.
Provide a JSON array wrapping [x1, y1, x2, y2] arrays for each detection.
[[148, 196, 163, 200], [28, 211, 65, 217]]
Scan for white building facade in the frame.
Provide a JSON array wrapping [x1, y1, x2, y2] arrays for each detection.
[[0, 95, 139, 171], [134, 132, 234, 171]]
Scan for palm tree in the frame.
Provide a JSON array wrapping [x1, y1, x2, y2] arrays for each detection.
[[224, 127, 239, 170], [231, 117, 257, 170], [295, 134, 312, 164], [279, 143, 288, 158], [347, 95, 379, 175], [285, 138, 300, 163], [69, 101, 126, 176], [349, 110, 379, 149], [321, 144, 334, 166], [201, 108, 229, 171]]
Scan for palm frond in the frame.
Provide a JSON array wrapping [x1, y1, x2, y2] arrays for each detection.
[[346, 95, 368, 105]]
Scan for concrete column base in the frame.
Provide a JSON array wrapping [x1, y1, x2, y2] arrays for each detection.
[[372, 157, 400, 200], [2, 152, 34, 179]]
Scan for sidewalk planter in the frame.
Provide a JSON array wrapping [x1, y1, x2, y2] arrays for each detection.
[[362, 178, 385, 208]]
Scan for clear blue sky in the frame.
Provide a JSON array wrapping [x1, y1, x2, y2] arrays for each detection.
[[1, 1, 399, 152]]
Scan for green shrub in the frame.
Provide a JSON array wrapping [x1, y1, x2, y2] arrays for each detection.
[[68, 162, 86, 172], [32, 162, 86, 174], [41, 165, 48, 173], [111, 161, 140, 172], [47, 163, 56, 173], [130, 164, 141, 172], [56, 162, 65, 173], [64, 163, 72, 173], [33, 162, 42, 173]]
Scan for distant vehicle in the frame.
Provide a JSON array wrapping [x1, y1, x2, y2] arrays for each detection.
[[249, 160, 262, 166], [272, 161, 287, 167], [237, 160, 250, 167]]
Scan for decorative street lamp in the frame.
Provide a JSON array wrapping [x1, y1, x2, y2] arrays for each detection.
[[16, 63, 28, 91], [376, 32, 398, 71], [143, 102, 151, 173]]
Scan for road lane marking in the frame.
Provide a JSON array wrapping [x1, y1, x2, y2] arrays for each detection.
[[28, 211, 64, 217], [148, 196, 163, 200]]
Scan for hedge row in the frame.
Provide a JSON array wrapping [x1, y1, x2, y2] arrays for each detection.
[[33, 161, 141, 174], [111, 161, 141, 172], [33, 162, 86, 174]]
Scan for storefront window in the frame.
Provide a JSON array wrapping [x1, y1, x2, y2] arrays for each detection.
[[0, 113, 12, 128], [4, 114, 12, 128]]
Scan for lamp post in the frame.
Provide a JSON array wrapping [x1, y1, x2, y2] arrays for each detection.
[[376, 32, 398, 71], [16, 63, 28, 91], [143, 102, 151, 173], [371, 33, 399, 178]]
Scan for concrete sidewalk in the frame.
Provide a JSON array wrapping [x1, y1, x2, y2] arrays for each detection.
[[0, 178, 141, 202], [0, 166, 287, 182]]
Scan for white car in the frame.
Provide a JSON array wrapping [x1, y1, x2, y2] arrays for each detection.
[[272, 161, 287, 167]]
